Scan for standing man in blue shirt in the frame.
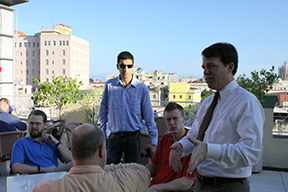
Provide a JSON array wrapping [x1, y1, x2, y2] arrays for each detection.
[[99, 51, 158, 164]]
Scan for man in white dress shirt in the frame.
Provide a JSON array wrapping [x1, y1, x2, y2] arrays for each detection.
[[169, 42, 265, 192]]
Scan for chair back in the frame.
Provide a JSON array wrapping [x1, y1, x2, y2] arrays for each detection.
[[65, 122, 82, 148], [155, 116, 168, 139], [0, 131, 26, 163]]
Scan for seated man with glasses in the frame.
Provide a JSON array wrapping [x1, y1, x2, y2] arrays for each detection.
[[10, 110, 72, 174]]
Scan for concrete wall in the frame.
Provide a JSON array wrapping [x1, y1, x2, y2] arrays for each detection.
[[263, 108, 288, 169], [61, 102, 85, 124]]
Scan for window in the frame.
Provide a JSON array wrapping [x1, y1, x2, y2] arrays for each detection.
[[46, 69, 49, 75], [46, 78, 49, 82], [45, 41, 47, 46], [39, 70, 40, 74], [173, 95, 176, 99], [26, 60, 28, 66], [20, 61, 22, 65], [24, 42, 27, 47], [37, 42, 39, 47], [26, 69, 29, 75], [59, 41, 62, 46], [26, 51, 28, 56], [53, 41, 56, 46], [62, 50, 65, 56], [180, 95, 182, 99], [20, 70, 22, 74], [63, 41, 65, 46], [52, 61, 54, 64], [33, 60, 35, 66], [28, 42, 31, 47], [66, 41, 69, 46], [32, 69, 35, 75], [46, 59, 49, 65], [52, 51, 54, 55], [46, 50, 49, 55], [52, 70, 54, 74], [33, 42, 36, 47], [188, 95, 191, 99], [15, 42, 17, 47], [62, 59, 65, 65], [20, 52, 22, 56], [48, 41, 50, 46], [19, 42, 22, 47], [62, 69, 65, 75], [32, 51, 35, 57], [26, 78, 28, 84]]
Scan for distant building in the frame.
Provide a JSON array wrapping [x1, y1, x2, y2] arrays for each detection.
[[106, 73, 117, 81], [14, 24, 89, 91], [169, 82, 201, 108], [180, 76, 196, 83], [168, 70, 178, 82], [279, 61, 288, 81]]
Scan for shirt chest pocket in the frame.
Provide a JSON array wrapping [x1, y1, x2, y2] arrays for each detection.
[[128, 98, 141, 115]]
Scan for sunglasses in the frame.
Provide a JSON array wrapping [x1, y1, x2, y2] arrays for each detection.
[[119, 64, 133, 69]]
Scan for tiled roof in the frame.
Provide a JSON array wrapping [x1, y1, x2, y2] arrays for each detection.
[[14, 30, 27, 36]]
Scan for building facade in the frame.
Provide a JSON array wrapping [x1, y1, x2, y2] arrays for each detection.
[[14, 24, 89, 91], [279, 61, 288, 81]]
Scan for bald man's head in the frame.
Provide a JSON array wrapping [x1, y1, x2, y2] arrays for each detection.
[[71, 124, 105, 161]]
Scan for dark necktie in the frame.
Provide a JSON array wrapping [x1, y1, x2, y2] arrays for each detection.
[[197, 92, 220, 141]]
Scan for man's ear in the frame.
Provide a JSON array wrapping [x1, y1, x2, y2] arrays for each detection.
[[116, 63, 119, 70], [228, 62, 235, 73], [182, 115, 186, 123], [99, 145, 105, 158]]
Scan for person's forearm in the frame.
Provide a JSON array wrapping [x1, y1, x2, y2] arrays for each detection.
[[57, 143, 72, 162], [149, 177, 195, 191], [11, 163, 55, 174]]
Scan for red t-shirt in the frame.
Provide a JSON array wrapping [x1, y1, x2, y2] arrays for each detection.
[[150, 128, 196, 186]]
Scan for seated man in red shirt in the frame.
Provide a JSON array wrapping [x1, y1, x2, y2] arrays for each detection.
[[146, 102, 196, 192]]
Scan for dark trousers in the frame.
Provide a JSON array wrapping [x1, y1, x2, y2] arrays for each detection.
[[195, 177, 250, 192], [106, 131, 141, 164]]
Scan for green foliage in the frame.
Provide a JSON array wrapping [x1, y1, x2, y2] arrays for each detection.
[[31, 75, 83, 119], [201, 89, 214, 101], [80, 87, 103, 125], [236, 66, 278, 102]]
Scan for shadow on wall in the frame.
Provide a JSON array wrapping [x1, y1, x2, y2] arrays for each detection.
[[61, 103, 85, 124]]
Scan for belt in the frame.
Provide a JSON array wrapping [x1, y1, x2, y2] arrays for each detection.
[[197, 175, 246, 186], [114, 130, 140, 137]]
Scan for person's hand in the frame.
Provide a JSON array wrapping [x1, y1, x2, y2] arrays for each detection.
[[146, 185, 160, 192], [42, 133, 58, 145], [147, 144, 157, 154], [186, 137, 207, 174], [169, 142, 183, 172]]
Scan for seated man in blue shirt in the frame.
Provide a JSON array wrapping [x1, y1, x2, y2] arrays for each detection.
[[11, 110, 72, 174], [99, 51, 158, 164], [0, 102, 27, 132]]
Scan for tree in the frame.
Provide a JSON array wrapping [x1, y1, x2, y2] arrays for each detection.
[[201, 89, 214, 101], [80, 87, 103, 125], [236, 66, 278, 102], [31, 75, 83, 119]]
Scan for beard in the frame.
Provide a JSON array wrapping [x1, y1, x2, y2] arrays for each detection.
[[29, 129, 43, 138]]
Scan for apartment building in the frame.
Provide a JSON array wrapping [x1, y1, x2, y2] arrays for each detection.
[[169, 82, 201, 109], [14, 24, 89, 91]]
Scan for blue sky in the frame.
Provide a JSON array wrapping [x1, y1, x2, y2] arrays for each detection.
[[14, 0, 288, 80]]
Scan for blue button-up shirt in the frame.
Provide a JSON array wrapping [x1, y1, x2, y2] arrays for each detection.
[[99, 76, 158, 145]]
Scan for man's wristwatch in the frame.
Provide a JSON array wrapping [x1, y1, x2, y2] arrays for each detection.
[[55, 141, 61, 147]]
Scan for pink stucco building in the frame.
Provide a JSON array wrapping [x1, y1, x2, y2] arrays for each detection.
[[14, 24, 89, 91]]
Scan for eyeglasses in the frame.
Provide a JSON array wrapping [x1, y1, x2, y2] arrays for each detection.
[[119, 64, 133, 69], [29, 122, 43, 126]]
